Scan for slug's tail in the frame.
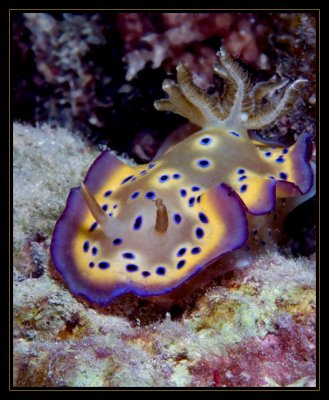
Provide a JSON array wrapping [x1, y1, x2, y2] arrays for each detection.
[[238, 132, 314, 215]]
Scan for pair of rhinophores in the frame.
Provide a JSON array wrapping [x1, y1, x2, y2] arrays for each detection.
[[51, 48, 314, 305]]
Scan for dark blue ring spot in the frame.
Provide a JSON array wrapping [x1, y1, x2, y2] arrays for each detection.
[[229, 131, 240, 137], [89, 262, 94, 268], [199, 212, 209, 224], [191, 247, 201, 255], [89, 222, 98, 232], [177, 260, 186, 269], [238, 175, 247, 182], [180, 189, 187, 198], [240, 184, 248, 193], [131, 191, 140, 200], [159, 174, 170, 183], [197, 159, 211, 168], [177, 247, 186, 257], [279, 172, 288, 180], [196, 195, 201, 203], [102, 204, 108, 211], [188, 197, 195, 207], [92, 246, 98, 256], [145, 191, 156, 200], [173, 173, 181, 179], [264, 151, 272, 157], [104, 190, 112, 197], [282, 149, 289, 154], [113, 204, 118, 209], [122, 252, 135, 259], [108, 212, 113, 217], [156, 266, 166, 276], [142, 271, 151, 277], [121, 175, 134, 184], [140, 170, 147, 176], [195, 227, 204, 239], [133, 215, 143, 230], [237, 168, 245, 174], [276, 156, 285, 163], [200, 137, 212, 145], [174, 213, 182, 224], [98, 261, 110, 269], [148, 163, 156, 169], [83, 241, 90, 252], [113, 238, 122, 246], [126, 264, 139, 272], [191, 186, 200, 192]]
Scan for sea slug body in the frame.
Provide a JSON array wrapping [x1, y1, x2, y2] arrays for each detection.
[[51, 48, 313, 305]]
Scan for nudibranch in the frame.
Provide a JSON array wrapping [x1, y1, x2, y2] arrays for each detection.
[[51, 48, 313, 305]]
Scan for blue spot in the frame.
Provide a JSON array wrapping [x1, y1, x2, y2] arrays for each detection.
[[108, 212, 113, 217], [159, 174, 169, 183], [180, 189, 187, 197], [126, 264, 138, 272], [173, 173, 181, 179], [191, 247, 201, 255], [133, 216, 143, 230], [89, 262, 94, 268], [113, 204, 118, 209], [188, 197, 195, 207], [196, 195, 201, 203], [113, 238, 122, 246], [142, 271, 151, 277], [269, 175, 276, 180], [156, 266, 166, 276], [145, 191, 156, 199], [279, 172, 288, 180], [238, 175, 247, 182], [104, 190, 112, 197], [197, 159, 211, 168], [148, 163, 156, 169], [102, 204, 108, 211], [131, 191, 140, 200], [199, 212, 209, 224], [121, 175, 134, 184], [276, 156, 285, 163], [200, 137, 212, 145], [237, 168, 245, 174], [282, 149, 289, 154], [191, 186, 200, 192], [131, 177, 137, 182], [240, 184, 248, 193], [123, 252, 135, 259], [264, 151, 272, 157], [98, 261, 110, 270], [83, 241, 90, 252], [174, 213, 182, 224], [177, 260, 186, 269], [177, 247, 186, 257], [229, 131, 241, 137], [195, 227, 204, 239], [92, 246, 98, 256], [140, 170, 147, 176], [89, 222, 98, 232]]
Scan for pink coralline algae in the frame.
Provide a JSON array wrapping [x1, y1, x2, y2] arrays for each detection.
[[194, 318, 315, 387]]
